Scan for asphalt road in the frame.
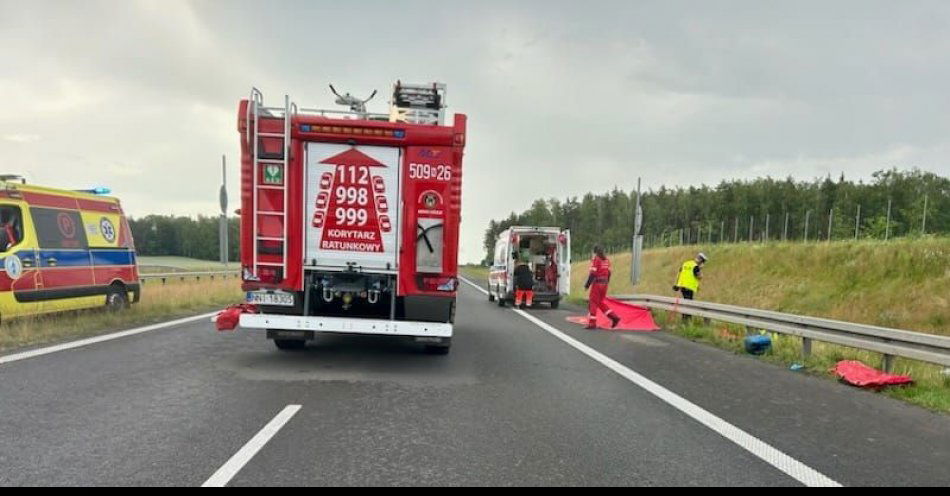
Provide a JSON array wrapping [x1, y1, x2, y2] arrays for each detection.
[[0, 281, 948, 486]]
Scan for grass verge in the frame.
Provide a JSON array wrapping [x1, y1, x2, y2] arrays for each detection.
[[572, 237, 950, 336], [0, 277, 243, 353], [459, 265, 489, 283], [137, 256, 239, 274]]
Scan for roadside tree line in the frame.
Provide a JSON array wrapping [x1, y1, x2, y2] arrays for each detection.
[[483, 168, 949, 263], [128, 215, 239, 261]]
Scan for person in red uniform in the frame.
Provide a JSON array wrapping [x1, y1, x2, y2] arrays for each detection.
[[585, 245, 620, 330]]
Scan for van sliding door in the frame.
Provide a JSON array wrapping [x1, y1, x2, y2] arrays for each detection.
[[27, 207, 95, 304]]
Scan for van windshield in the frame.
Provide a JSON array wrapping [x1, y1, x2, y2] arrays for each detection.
[[0, 205, 24, 252]]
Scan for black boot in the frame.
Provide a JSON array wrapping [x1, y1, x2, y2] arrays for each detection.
[[609, 314, 621, 329]]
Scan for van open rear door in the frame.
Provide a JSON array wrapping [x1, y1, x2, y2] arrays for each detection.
[[304, 143, 402, 272], [559, 229, 571, 296]]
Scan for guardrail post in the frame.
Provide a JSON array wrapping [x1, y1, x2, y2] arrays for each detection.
[[802, 337, 812, 359], [883, 354, 896, 373]]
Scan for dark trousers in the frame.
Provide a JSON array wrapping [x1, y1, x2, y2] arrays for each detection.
[[680, 288, 695, 322]]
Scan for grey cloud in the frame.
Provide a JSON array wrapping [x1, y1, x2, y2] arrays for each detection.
[[1, 0, 948, 263]]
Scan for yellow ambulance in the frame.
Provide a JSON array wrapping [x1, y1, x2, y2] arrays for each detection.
[[0, 177, 140, 320]]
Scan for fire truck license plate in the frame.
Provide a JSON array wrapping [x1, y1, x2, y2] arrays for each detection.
[[247, 291, 295, 307]]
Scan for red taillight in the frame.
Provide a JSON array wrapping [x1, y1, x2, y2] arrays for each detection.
[[376, 196, 388, 213], [320, 173, 333, 190], [312, 212, 325, 228], [316, 192, 329, 209], [380, 215, 392, 233]]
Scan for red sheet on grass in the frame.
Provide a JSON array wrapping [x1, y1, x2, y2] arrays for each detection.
[[832, 360, 913, 388], [566, 297, 660, 332]]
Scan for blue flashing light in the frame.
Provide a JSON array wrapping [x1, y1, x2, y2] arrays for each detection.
[[394, 130, 406, 139], [300, 124, 312, 132], [76, 187, 112, 195]]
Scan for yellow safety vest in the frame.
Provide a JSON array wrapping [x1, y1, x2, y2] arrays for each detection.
[[677, 260, 700, 292]]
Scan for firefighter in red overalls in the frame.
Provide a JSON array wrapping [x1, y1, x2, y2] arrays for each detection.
[[585, 245, 621, 330]]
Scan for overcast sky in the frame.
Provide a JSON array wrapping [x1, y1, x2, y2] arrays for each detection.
[[2, 0, 949, 263]]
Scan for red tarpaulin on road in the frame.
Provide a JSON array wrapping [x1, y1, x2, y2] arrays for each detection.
[[566, 298, 660, 332], [832, 360, 914, 389]]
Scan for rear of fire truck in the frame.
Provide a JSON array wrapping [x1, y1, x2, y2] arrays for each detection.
[[235, 82, 465, 354]]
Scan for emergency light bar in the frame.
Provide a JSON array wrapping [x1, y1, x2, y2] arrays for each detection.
[[300, 124, 405, 138], [75, 187, 112, 195]]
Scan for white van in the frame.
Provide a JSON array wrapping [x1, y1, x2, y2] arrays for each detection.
[[488, 227, 571, 308]]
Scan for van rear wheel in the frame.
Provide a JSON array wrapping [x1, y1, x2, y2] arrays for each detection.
[[550, 299, 560, 309], [105, 285, 130, 311], [488, 289, 495, 303]]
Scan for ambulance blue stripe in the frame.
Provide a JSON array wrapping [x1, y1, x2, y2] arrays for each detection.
[[39, 250, 92, 268], [90, 250, 135, 267], [34, 250, 136, 268]]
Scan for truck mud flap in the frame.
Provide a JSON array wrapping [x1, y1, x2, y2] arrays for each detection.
[[403, 296, 454, 323]]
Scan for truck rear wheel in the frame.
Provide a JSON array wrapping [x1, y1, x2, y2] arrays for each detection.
[[488, 288, 495, 303], [274, 339, 306, 351], [550, 299, 560, 309]]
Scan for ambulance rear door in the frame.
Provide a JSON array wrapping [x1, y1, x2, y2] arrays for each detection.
[[558, 229, 571, 296], [304, 143, 402, 272]]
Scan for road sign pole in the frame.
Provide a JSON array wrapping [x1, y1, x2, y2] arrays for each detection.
[[631, 178, 643, 286], [220, 155, 229, 266]]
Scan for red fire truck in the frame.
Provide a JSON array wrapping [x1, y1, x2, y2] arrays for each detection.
[[235, 82, 466, 354]]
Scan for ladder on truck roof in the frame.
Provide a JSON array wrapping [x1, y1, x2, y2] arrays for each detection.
[[247, 88, 295, 281], [390, 81, 447, 126]]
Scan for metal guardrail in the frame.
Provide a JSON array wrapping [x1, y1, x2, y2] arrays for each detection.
[[615, 294, 950, 371], [139, 271, 240, 285]]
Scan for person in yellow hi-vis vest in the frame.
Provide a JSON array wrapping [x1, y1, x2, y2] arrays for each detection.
[[673, 253, 708, 322]]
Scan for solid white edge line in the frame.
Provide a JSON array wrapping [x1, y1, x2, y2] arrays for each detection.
[[459, 276, 841, 488], [0, 312, 219, 366], [202, 405, 302, 488]]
